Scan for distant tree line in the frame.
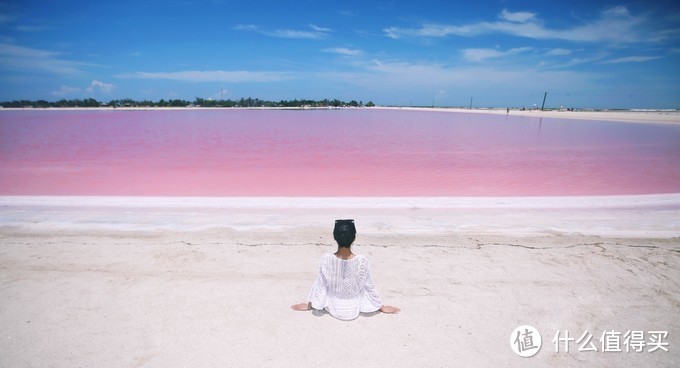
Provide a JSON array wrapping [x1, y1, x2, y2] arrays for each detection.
[[0, 97, 376, 108]]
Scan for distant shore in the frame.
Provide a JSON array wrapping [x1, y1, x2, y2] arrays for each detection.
[[2, 105, 679, 125], [382, 106, 680, 125]]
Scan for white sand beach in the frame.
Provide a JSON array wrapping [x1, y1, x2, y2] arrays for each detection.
[[380, 107, 680, 125], [1, 195, 678, 367], [4, 106, 679, 126]]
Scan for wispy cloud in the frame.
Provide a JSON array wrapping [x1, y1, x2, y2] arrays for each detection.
[[540, 52, 609, 69], [499, 9, 537, 23], [546, 48, 572, 56], [384, 24, 470, 39], [309, 24, 332, 33], [323, 47, 362, 56], [86, 80, 114, 93], [51, 80, 115, 97], [338, 10, 355, 17], [269, 29, 326, 39], [320, 59, 601, 101], [0, 43, 89, 74], [462, 47, 533, 62], [384, 6, 670, 44], [234, 24, 331, 39], [117, 70, 293, 82], [601, 56, 662, 64], [234, 24, 257, 32]]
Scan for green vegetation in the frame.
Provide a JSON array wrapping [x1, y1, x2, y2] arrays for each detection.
[[0, 98, 377, 109]]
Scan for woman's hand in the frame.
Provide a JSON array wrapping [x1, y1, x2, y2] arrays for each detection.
[[291, 302, 311, 311], [380, 305, 401, 314]]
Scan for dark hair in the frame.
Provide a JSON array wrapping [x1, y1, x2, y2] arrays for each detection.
[[333, 219, 356, 248]]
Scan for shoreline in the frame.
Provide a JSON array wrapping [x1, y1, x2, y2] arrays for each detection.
[[2, 105, 679, 125], [3, 194, 679, 238], [380, 106, 680, 125], [3, 193, 680, 208]]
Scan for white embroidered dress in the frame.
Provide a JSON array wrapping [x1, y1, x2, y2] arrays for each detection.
[[308, 252, 383, 320]]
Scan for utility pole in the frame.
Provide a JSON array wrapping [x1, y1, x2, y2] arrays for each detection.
[[541, 92, 547, 111], [469, 97, 473, 109]]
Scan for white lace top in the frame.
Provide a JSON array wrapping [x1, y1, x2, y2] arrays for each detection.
[[307, 252, 383, 320]]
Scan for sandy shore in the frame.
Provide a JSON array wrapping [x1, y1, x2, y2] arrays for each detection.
[[380, 107, 680, 125], [3, 106, 679, 125], [1, 195, 678, 367]]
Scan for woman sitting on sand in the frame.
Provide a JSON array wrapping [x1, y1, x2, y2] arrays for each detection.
[[291, 219, 400, 320]]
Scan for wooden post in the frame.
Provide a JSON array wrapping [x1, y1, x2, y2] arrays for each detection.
[[541, 92, 547, 111]]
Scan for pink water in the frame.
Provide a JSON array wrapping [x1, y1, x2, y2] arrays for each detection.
[[1, 109, 679, 196]]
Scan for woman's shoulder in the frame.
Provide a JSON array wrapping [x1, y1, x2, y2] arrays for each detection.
[[349, 254, 369, 265], [321, 252, 368, 262], [320, 251, 337, 262]]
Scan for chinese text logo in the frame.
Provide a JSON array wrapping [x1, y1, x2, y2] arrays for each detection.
[[510, 325, 542, 357]]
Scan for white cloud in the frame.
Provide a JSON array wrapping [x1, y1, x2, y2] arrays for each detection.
[[0, 43, 89, 74], [546, 48, 572, 56], [234, 24, 257, 31], [321, 59, 601, 101], [462, 49, 504, 62], [601, 56, 662, 64], [541, 52, 609, 69], [51, 80, 114, 97], [323, 47, 362, 56], [499, 9, 537, 23], [309, 24, 332, 32], [235, 24, 330, 39], [86, 80, 114, 93], [462, 47, 532, 62], [385, 24, 474, 39], [364, 60, 449, 79], [384, 6, 668, 44], [117, 70, 293, 82], [269, 29, 327, 39], [0, 43, 59, 60], [602, 5, 631, 18]]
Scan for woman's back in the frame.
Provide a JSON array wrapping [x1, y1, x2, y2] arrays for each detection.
[[308, 252, 383, 320]]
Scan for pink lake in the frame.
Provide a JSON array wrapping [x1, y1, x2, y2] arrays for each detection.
[[1, 109, 679, 196]]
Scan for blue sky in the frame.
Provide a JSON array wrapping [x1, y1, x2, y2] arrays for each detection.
[[1, 0, 679, 108]]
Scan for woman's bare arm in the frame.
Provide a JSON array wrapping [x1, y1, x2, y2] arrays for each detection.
[[379, 305, 401, 314], [292, 303, 400, 314], [290, 302, 311, 311]]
